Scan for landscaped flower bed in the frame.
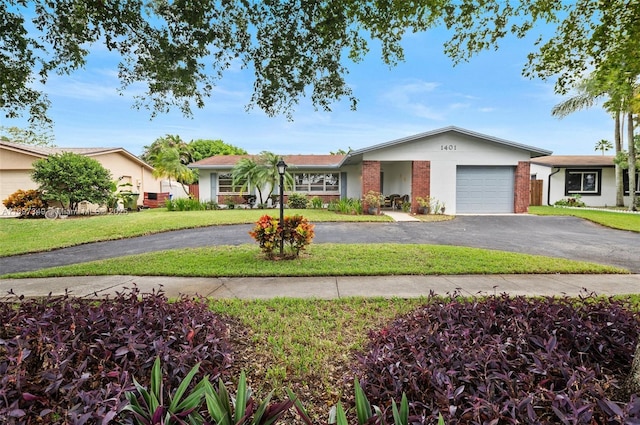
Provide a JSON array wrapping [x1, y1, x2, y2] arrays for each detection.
[[355, 294, 640, 424], [0, 288, 233, 423], [2, 290, 640, 424]]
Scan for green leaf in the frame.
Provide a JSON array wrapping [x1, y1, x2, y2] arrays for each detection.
[[392, 393, 409, 425], [251, 390, 273, 425], [335, 402, 349, 425], [285, 388, 314, 425], [235, 371, 249, 424], [353, 378, 373, 424], [150, 356, 163, 408], [168, 362, 201, 412]]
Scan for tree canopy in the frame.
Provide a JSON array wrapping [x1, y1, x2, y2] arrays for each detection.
[[190, 139, 247, 162], [4, 1, 639, 125], [31, 152, 112, 211], [0, 126, 55, 146]]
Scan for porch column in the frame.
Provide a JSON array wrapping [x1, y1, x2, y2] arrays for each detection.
[[411, 161, 431, 214], [514, 161, 531, 213], [362, 160, 381, 205]]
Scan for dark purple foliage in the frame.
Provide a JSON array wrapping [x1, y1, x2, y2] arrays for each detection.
[[0, 287, 233, 424], [356, 294, 640, 424]]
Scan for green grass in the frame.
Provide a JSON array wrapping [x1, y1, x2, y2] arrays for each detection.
[[0, 208, 391, 257], [208, 295, 640, 416], [529, 206, 640, 232], [208, 297, 427, 397], [2, 243, 625, 279]]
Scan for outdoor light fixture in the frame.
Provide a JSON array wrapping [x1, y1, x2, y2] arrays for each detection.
[[277, 158, 287, 256]]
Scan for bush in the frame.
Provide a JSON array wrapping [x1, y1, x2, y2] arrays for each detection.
[[555, 195, 586, 207], [2, 189, 48, 218], [310, 196, 324, 209], [0, 288, 233, 424], [165, 198, 212, 211], [249, 214, 315, 259], [329, 198, 363, 215], [355, 294, 640, 424], [287, 192, 308, 209]]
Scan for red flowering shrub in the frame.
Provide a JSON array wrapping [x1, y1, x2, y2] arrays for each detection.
[[249, 214, 315, 259]]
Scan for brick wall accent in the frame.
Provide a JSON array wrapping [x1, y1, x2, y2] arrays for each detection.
[[514, 161, 531, 213], [362, 161, 381, 209], [411, 161, 431, 214]]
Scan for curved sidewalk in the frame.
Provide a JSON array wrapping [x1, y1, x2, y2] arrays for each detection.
[[1, 274, 638, 300]]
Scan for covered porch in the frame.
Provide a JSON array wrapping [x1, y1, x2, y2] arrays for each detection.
[[362, 160, 431, 214]]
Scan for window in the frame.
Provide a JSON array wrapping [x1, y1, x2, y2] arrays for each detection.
[[218, 173, 246, 194], [623, 170, 640, 195], [293, 173, 339, 193], [565, 169, 601, 195]]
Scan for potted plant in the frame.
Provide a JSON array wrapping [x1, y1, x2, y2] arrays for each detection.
[[415, 196, 431, 214], [363, 190, 384, 215]]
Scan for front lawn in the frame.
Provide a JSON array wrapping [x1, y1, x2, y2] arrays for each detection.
[[2, 243, 625, 279], [529, 206, 640, 232], [4, 291, 640, 424], [0, 208, 391, 256]]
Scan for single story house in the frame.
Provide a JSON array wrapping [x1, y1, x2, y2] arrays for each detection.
[[189, 126, 552, 215], [530, 155, 640, 207], [0, 140, 162, 214]]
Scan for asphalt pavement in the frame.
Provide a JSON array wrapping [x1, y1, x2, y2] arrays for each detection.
[[1, 215, 638, 300]]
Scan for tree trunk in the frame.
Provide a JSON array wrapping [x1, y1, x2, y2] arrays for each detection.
[[628, 112, 637, 211], [615, 111, 625, 206]]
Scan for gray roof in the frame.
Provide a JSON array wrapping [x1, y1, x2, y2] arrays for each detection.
[[531, 155, 615, 168], [340, 126, 553, 165]]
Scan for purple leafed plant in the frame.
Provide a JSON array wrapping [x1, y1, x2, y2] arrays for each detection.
[[355, 293, 640, 424], [0, 287, 233, 424]]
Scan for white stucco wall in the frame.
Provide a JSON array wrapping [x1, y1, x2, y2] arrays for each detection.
[[342, 164, 361, 199], [364, 133, 532, 215], [530, 164, 620, 207], [198, 170, 214, 202]]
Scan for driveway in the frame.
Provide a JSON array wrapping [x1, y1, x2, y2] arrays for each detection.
[[1, 215, 639, 274]]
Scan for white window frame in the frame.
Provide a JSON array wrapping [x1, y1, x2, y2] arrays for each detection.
[[218, 173, 246, 194], [293, 172, 340, 193]]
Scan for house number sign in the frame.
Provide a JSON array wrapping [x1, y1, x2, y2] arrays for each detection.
[[440, 144, 457, 151]]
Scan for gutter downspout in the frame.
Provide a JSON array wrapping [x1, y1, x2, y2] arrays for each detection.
[[547, 167, 561, 206]]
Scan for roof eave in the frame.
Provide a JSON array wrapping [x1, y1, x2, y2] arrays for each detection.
[[342, 126, 553, 160]]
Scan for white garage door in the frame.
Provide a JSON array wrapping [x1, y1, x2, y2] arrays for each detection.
[[456, 166, 515, 213]]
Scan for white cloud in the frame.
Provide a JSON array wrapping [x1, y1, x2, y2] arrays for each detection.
[[381, 80, 445, 120]]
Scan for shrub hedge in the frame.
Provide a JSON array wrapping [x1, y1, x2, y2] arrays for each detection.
[[0, 288, 233, 424], [355, 294, 640, 424]]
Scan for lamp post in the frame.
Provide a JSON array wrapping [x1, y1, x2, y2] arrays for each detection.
[[276, 158, 287, 256]]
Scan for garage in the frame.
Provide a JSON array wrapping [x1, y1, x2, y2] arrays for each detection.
[[456, 166, 515, 213]]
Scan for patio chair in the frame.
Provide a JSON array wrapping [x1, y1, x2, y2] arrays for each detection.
[[394, 194, 409, 210], [384, 194, 400, 209]]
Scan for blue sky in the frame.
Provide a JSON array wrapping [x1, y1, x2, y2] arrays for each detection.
[[7, 21, 615, 157]]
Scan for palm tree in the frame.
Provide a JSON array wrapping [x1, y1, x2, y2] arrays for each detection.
[[231, 152, 294, 206], [594, 139, 613, 155], [151, 147, 196, 196], [552, 75, 626, 206], [232, 157, 264, 204], [255, 151, 294, 203]]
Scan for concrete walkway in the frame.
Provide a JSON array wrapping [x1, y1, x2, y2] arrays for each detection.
[[1, 274, 638, 300], [383, 210, 421, 221]]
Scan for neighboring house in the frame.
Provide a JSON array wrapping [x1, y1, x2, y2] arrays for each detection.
[[531, 155, 639, 207], [0, 140, 161, 214], [190, 126, 552, 215]]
